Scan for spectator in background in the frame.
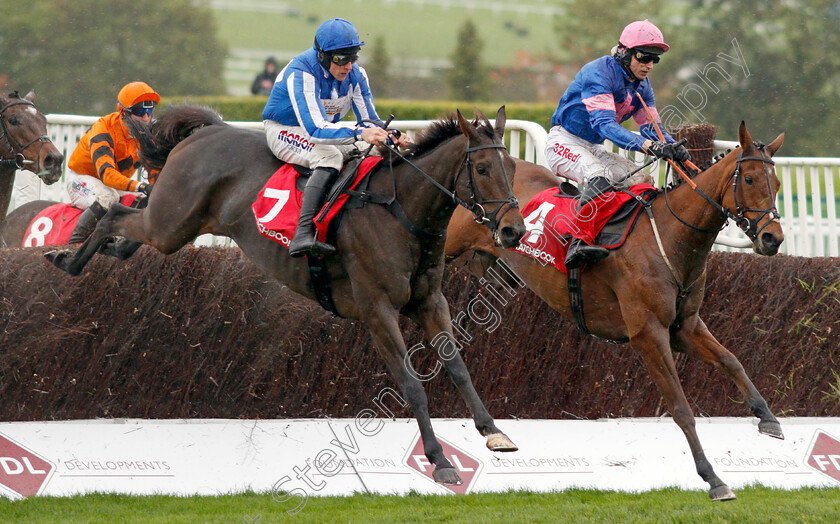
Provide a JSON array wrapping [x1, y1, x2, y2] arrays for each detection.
[[251, 56, 279, 95]]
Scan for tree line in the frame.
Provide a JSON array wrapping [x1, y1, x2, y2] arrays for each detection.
[[1, 0, 836, 156]]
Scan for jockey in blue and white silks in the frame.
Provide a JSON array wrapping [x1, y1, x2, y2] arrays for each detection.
[[546, 20, 692, 270], [262, 47, 380, 163], [262, 18, 410, 258]]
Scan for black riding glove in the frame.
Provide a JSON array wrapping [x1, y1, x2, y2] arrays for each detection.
[[137, 182, 153, 196], [647, 141, 691, 162], [673, 144, 691, 162]]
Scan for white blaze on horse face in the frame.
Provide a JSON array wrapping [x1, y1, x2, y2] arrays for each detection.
[[26, 107, 37, 117]]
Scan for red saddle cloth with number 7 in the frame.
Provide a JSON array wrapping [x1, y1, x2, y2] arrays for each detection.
[[252, 157, 383, 248], [512, 183, 657, 274]]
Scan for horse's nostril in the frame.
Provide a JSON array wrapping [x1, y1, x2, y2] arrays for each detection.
[[762, 232, 778, 247], [500, 226, 524, 247], [45, 153, 63, 167]]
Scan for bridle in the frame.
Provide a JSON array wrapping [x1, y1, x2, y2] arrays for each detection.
[[730, 144, 780, 241], [663, 142, 778, 242], [0, 98, 53, 173], [454, 142, 519, 234], [364, 136, 520, 242]]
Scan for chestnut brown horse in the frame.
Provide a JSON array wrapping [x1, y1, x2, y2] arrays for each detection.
[[46, 105, 526, 486], [445, 122, 785, 500], [0, 91, 64, 246]]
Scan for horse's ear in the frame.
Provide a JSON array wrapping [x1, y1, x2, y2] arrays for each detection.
[[766, 132, 785, 157], [456, 109, 478, 140], [494, 106, 507, 140], [738, 121, 753, 151], [24, 90, 35, 102]]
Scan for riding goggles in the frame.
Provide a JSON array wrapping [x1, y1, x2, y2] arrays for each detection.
[[129, 100, 157, 117], [329, 52, 358, 66], [633, 50, 660, 64]]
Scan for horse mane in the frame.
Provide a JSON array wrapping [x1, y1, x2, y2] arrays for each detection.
[[126, 105, 226, 172], [664, 146, 738, 190], [376, 113, 496, 166]]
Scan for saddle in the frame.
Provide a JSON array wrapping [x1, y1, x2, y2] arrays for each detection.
[[513, 184, 658, 274], [253, 156, 384, 316]]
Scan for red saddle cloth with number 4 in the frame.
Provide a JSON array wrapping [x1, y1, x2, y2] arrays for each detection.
[[252, 157, 383, 248], [21, 194, 138, 247], [512, 184, 657, 274]]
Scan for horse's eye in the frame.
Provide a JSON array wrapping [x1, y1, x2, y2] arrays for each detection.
[[8, 117, 20, 126], [744, 175, 754, 185], [476, 165, 488, 176]]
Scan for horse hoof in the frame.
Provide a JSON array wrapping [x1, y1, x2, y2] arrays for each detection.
[[709, 485, 736, 501], [486, 433, 518, 452], [759, 420, 785, 440], [44, 250, 71, 271], [432, 467, 462, 485]]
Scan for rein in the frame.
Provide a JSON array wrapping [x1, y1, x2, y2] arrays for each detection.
[[354, 138, 519, 242], [662, 144, 778, 242], [0, 99, 53, 176]]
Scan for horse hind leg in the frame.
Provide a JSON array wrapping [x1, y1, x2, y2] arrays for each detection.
[[46, 204, 145, 276], [632, 323, 735, 501], [672, 317, 783, 439]]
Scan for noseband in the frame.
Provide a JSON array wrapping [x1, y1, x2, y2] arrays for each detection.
[[664, 142, 778, 242], [0, 99, 53, 171]]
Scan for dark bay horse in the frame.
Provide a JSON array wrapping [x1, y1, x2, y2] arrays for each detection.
[[0, 91, 64, 246], [46, 105, 527, 486], [445, 122, 785, 500]]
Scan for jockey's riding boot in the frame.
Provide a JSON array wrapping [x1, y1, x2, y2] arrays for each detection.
[[577, 176, 613, 210], [564, 237, 609, 270], [288, 167, 340, 258], [68, 201, 107, 244]]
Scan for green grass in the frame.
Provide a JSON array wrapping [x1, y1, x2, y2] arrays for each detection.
[[213, 0, 558, 65], [3, 487, 840, 523]]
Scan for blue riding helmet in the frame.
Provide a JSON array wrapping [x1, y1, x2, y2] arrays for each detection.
[[314, 18, 365, 52]]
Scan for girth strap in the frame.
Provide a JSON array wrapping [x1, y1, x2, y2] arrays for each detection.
[[567, 268, 629, 345]]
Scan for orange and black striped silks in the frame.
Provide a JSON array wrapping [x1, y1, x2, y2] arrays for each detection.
[[68, 112, 156, 191]]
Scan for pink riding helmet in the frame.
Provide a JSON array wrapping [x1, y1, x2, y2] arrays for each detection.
[[619, 20, 669, 52]]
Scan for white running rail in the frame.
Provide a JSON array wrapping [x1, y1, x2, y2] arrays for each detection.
[[9, 115, 838, 257]]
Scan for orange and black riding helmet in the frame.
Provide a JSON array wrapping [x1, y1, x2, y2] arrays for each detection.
[[116, 81, 160, 112]]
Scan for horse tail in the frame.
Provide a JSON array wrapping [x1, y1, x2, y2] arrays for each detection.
[[126, 105, 227, 172]]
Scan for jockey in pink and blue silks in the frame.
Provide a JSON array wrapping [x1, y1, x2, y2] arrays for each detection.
[[262, 18, 410, 258], [545, 20, 692, 269]]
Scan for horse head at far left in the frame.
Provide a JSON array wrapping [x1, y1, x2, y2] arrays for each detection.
[[455, 106, 525, 249], [0, 91, 64, 184]]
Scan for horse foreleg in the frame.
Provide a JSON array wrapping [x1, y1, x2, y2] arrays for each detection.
[[410, 291, 517, 452], [364, 301, 461, 485], [45, 204, 145, 276], [631, 322, 735, 501], [98, 239, 144, 260], [672, 316, 783, 439]]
